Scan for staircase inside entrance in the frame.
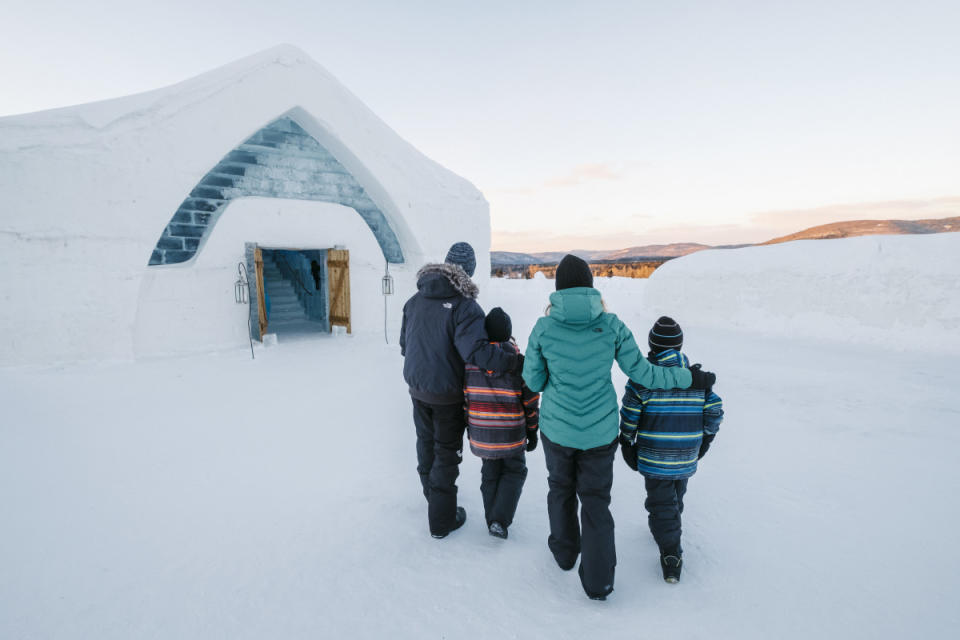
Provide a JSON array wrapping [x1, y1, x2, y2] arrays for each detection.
[[262, 252, 327, 336]]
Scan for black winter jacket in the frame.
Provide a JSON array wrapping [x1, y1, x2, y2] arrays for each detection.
[[400, 264, 518, 405]]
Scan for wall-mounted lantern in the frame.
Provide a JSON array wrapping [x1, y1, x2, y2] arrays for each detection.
[[382, 264, 394, 296], [235, 263, 249, 304], [382, 262, 394, 344]]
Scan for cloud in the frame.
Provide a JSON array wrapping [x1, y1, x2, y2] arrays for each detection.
[[491, 163, 623, 195], [542, 163, 623, 188], [495, 185, 538, 196]]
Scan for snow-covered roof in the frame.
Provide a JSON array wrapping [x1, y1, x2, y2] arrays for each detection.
[[0, 45, 490, 366], [0, 44, 490, 269]]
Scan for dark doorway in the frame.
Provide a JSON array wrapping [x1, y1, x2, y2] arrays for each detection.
[[259, 248, 329, 337]]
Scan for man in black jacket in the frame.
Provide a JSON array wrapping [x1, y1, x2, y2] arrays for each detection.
[[400, 242, 520, 538]]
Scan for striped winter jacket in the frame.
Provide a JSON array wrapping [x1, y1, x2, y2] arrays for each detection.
[[619, 350, 723, 480], [465, 340, 540, 459]]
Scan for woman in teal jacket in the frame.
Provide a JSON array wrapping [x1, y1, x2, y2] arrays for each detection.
[[522, 255, 715, 600]]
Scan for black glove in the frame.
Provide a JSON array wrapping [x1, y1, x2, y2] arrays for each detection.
[[698, 433, 716, 460], [688, 363, 716, 390], [619, 434, 638, 471], [526, 428, 539, 452]]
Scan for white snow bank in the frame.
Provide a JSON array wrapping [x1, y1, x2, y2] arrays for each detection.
[[644, 233, 960, 354]]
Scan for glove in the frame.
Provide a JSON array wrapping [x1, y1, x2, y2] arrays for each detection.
[[688, 363, 716, 390], [698, 433, 716, 460], [526, 428, 539, 452], [619, 434, 638, 471]]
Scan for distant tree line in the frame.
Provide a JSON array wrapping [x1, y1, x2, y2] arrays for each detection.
[[492, 259, 671, 279]]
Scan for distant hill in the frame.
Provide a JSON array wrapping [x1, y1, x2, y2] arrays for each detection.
[[603, 243, 712, 260], [491, 243, 711, 265], [490, 251, 542, 265], [762, 216, 960, 245], [492, 215, 960, 267]]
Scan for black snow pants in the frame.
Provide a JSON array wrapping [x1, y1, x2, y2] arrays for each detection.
[[413, 398, 467, 537], [644, 477, 688, 555], [542, 433, 618, 599], [480, 453, 528, 528]]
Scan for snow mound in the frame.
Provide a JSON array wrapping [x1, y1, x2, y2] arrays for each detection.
[[644, 233, 960, 354]]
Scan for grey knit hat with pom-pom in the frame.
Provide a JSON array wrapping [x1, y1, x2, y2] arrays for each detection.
[[445, 242, 477, 277]]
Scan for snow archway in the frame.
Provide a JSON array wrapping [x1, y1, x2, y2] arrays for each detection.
[[149, 117, 404, 266]]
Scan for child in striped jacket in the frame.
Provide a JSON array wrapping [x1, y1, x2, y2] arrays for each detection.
[[619, 316, 724, 583], [465, 307, 540, 539]]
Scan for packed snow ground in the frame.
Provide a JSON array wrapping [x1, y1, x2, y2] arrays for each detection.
[[3, 270, 959, 638]]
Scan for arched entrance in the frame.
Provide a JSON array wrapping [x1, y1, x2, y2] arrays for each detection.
[[147, 117, 405, 266]]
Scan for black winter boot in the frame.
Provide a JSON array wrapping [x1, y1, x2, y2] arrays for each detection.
[[488, 521, 508, 539], [579, 564, 614, 601], [432, 507, 467, 539], [660, 550, 682, 583]]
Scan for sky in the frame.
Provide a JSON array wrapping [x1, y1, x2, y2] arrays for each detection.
[[1, 0, 958, 251]]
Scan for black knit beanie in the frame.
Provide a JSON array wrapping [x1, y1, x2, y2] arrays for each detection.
[[648, 316, 683, 353], [484, 307, 512, 343], [445, 242, 476, 277], [555, 254, 593, 290]]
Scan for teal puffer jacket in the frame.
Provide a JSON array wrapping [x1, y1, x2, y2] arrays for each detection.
[[522, 287, 693, 450]]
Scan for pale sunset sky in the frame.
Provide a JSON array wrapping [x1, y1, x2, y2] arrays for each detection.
[[2, 1, 958, 250]]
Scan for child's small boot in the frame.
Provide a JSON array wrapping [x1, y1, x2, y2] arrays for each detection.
[[660, 548, 683, 583], [488, 521, 508, 539]]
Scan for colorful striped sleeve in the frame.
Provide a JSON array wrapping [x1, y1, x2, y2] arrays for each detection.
[[619, 381, 645, 443], [703, 389, 724, 435], [522, 383, 540, 430]]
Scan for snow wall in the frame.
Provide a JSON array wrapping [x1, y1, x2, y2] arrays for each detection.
[[0, 45, 490, 367], [136, 199, 397, 358], [644, 232, 960, 355]]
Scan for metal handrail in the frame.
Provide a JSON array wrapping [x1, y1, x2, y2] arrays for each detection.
[[274, 253, 315, 297]]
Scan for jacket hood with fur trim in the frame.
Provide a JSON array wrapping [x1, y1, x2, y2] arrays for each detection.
[[416, 263, 479, 300]]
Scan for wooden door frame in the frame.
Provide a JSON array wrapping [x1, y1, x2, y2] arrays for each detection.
[[250, 244, 347, 338], [254, 247, 268, 339], [327, 248, 352, 334]]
